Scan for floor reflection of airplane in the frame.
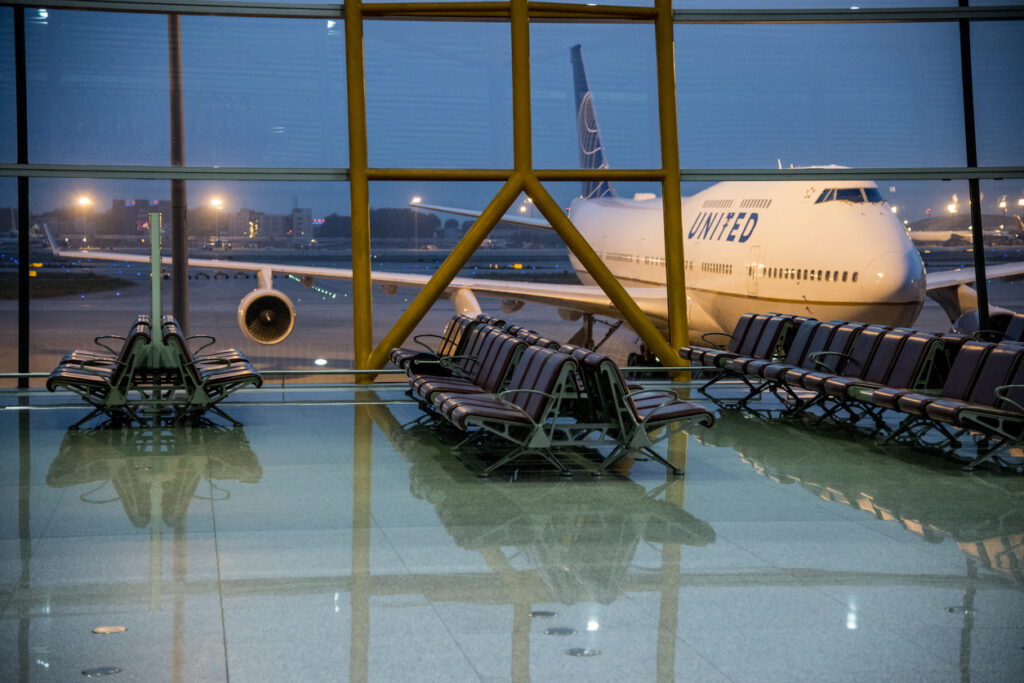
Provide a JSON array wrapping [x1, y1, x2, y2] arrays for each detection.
[[44, 46, 1024, 349], [690, 411, 1024, 586]]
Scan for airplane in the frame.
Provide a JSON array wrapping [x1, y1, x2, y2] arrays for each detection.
[[44, 45, 1024, 354]]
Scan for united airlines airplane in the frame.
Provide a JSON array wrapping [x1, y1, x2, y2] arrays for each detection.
[[46, 45, 1020, 349]]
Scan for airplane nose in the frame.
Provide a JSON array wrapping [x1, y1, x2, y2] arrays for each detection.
[[864, 249, 926, 323]]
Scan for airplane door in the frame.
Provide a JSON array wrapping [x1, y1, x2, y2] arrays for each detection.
[[747, 246, 760, 296]]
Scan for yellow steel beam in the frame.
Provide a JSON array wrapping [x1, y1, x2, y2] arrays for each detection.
[[345, 0, 374, 382], [365, 175, 524, 370], [361, 2, 657, 21], [655, 0, 689, 353], [510, 0, 531, 173], [523, 175, 679, 366], [365, 167, 668, 182]]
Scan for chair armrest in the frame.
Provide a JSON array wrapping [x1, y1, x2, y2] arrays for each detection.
[[61, 358, 124, 379], [625, 388, 684, 420], [494, 388, 559, 428], [699, 331, 733, 350], [411, 333, 445, 353], [439, 354, 479, 374], [994, 384, 1024, 414], [185, 334, 217, 353], [806, 350, 850, 373], [93, 335, 125, 356]]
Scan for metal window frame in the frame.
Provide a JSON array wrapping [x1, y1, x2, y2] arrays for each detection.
[[4, 0, 1024, 384]]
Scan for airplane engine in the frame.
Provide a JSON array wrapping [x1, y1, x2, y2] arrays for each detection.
[[952, 306, 1015, 340], [237, 288, 295, 344], [502, 298, 525, 314]]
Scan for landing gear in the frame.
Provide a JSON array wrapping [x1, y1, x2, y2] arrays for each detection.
[[627, 343, 668, 379], [567, 313, 622, 351]]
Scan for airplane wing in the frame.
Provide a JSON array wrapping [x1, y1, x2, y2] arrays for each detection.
[[412, 202, 553, 229], [45, 227, 662, 331], [925, 260, 1024, 290], [925, 260, 1024, 322]]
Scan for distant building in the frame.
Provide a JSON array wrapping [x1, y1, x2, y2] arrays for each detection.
[[291, 207, 313, 239]]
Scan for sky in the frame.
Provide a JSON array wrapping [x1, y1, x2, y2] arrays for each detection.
[[0, 5, 1021, 222]]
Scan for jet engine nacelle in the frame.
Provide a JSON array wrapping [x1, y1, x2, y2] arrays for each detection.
[[237, 288, 295, 344], [952, 306, 1016, 341]]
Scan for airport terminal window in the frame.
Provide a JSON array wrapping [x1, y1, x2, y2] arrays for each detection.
[[0, 9, 13, 163], [25, 10, 171, 166], [3, 3, 1022, 381], [675, 21, 966, 169]]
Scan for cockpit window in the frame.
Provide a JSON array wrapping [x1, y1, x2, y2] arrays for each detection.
[[815, 187, 886, 204]]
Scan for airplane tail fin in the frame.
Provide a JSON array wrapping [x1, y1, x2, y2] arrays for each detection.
[[43, 224, 62, 255], [570, 44, 615, 200]]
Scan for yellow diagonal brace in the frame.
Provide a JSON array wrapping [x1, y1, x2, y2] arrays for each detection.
[[523, 175, 680, 366], [365, 175, 524, 370]]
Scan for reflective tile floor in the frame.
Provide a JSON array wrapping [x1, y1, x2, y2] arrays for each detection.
[[2, 383, 1023, 682]]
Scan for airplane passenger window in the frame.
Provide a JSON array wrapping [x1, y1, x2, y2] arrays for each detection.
[[842, 271, 848, 282], [852, 272, 859, 283]]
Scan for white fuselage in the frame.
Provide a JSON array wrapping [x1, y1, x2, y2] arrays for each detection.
[[566, 179, 927, 338]]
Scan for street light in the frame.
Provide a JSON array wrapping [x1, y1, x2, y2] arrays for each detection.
[[411, 196, 422, 249], [211, 197, 223, 244], [76, 195, 91, 242]]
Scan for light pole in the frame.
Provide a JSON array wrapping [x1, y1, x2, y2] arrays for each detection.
[[411, 195, 422, 249], [77, 195, 91, 244], [211, 197, 223, 245]]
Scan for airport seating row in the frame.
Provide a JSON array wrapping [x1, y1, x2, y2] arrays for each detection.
[[400, 315, 715, 477], [686, 312, 1024, 470], [47, 315, 261, 428]]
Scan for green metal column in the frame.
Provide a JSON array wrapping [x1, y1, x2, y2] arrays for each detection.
[[150, 212, 162, 326], [346, 0, 374, 380]]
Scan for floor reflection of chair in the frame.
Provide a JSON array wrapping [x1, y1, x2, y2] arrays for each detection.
[[44, 424, 262, 677], [691, 410, 1024, 586], [364, 396, 713, 605]]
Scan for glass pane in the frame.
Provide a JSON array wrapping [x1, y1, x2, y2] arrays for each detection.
[[971, 20, 1024, 167], [532, 23, 659, 172], [673, 1, 956, 6], [0, 8, 14, 163], [31, 179, 357, 376], [0, 178, 17, 382], [25, 10, 170, 165], [364, 21, 511, 169], [181, 16, 347, 168], [675, 21, 965, 168]]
